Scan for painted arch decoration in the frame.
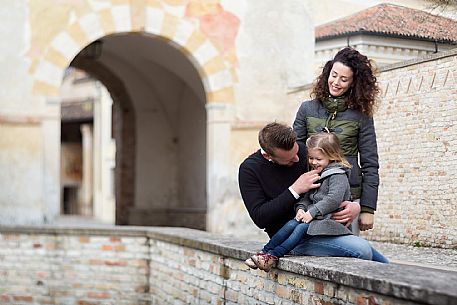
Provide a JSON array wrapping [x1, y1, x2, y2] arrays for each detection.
[[28, 0, 240, 104]]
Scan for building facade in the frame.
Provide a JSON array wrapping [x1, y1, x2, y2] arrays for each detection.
[[314, 3, 457, 71], [1, 0, 456, 248]]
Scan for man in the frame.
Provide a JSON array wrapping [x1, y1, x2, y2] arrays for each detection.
[[238, 122, 387, 261]]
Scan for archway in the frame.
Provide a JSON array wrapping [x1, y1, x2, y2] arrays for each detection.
[[69, 33, 207, 229]]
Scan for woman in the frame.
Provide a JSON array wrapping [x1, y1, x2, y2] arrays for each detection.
[[293, 47, 380, 232]]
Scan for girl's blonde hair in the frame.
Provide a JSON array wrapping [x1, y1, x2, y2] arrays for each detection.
[[306, 132, 351, 168]]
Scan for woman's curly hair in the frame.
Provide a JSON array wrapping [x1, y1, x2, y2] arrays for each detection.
[[311, 47, 380, 116]]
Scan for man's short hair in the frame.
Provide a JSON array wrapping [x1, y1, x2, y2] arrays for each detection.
[[258, 122, 297, 156]]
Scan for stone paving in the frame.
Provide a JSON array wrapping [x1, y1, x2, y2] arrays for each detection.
[[370, 241, 457, 271]]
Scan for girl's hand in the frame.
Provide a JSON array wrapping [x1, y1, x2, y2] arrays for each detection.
[[302, 211, 313, 223], [295, 209, 306, 221]]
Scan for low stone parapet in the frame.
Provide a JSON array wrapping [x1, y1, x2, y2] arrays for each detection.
[[0, 225, 455, 305]]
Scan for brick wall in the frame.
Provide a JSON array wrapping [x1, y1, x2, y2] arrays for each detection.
[[1, 226, 455, 305], [0, 229, 149, 305], [364, 48, 457, 247]]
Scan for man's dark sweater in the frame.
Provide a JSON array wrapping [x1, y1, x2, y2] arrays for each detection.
[[238, 143, 308, 237]]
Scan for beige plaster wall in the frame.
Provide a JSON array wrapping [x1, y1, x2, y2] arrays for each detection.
[[0, 1, 59, 224], [0, 125, 44, 224]]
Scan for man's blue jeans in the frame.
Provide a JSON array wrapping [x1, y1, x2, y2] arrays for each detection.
[[289, 234, 389, 263], [263, 219, 309, 258]]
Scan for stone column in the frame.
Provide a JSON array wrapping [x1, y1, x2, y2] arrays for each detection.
[[42, 98, 61, 222], [80, 124, 93, 216], [93, 85, 115, 223], [206, 103, 233, 233]]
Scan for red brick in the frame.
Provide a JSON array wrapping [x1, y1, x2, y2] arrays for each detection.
[[275, 285, 289, 298], [3, 234, 19, 240], [0, 295, 10, 302], [13, 295, 33, 302], [78, 300, 97, 305], [87, 292, 110, 299], [89, 259, 103, 265], [114, 245, 125, 251], [110, 236, 121, 243], [135, 285, 148, 293], [357, 295, 368, 305], [188, 258, 196, 267], [101, 245, 113, 251], [79, 236, 90, 243], [314, 281, 324, 294], [368, 296, 380, 305], [105, 260, 127, 266], [45, 243, 56, 250]]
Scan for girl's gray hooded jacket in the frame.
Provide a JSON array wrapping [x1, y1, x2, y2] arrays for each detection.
[[295, 162, 353, 236]]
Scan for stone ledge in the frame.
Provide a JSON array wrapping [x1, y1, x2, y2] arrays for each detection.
[[1, 225, 456, 305]]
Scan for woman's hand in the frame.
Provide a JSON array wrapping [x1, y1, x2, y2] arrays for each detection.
[[359, 213, 374, 231]]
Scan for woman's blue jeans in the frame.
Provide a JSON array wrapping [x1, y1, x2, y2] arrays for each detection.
[[263, 219, 309, 258], [263, 220, 389, 263], [289, 234, 389, 263]]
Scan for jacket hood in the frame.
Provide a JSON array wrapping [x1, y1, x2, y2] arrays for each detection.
[[320, 162, 351, 180]]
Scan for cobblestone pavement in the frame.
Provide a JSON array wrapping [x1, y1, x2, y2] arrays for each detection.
[[370, 241, 457, 271]]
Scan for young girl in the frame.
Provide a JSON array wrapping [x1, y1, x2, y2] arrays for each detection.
[[246, 132, 365, 272]]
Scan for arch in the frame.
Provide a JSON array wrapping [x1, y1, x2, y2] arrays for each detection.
[[31, 5, 236, 104], [69, 57, 135, 225], [30, 4, 237, 231]]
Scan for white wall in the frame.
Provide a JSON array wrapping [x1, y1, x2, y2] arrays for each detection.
[[177, 86, 206, 211]]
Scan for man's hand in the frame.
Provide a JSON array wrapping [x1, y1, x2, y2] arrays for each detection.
[[359, 213, 374, 231], [331, 201, 360, 227], [290, 169, 320, 195]]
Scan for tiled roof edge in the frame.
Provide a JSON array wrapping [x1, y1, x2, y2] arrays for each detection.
[[316, 31, 457, 44]]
